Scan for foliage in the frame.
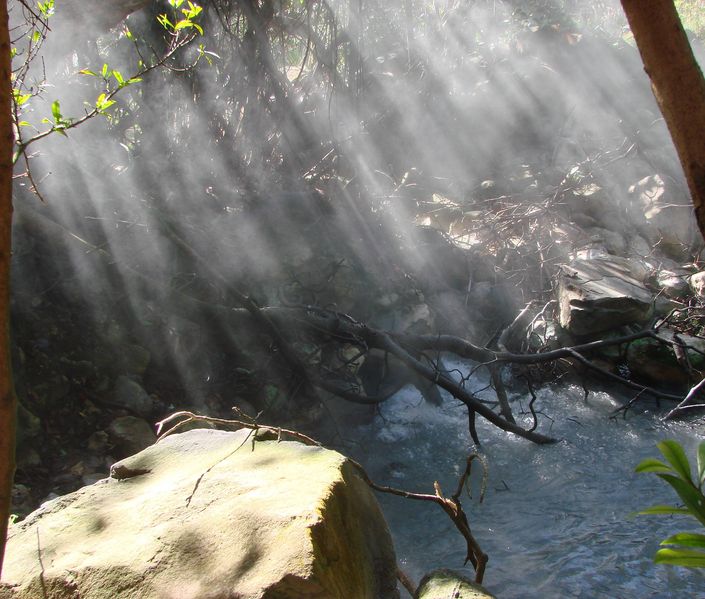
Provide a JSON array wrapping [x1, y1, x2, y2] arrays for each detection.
[[11, 0, 206, 168], [636, 440, 705, 568]]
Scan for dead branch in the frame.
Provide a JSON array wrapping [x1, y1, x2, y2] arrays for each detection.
[[352, 454, 489, 584], [155, 410, 321, 446], [662, 377, 705, 420]]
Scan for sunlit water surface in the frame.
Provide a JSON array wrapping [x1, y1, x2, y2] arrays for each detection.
[[350, 365, 705, 598]]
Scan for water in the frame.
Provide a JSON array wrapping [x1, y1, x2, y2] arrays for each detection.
[[351, 368, 705, 598]]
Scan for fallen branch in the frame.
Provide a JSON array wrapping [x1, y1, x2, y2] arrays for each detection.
[[353, 453, 489, 584]]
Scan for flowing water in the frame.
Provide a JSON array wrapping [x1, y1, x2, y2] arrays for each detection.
[[351, 365, 705, 598]]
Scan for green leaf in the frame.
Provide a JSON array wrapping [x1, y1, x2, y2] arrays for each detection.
[[32, 30, 41, 44], [658, 440, 694, 484], [112, 70, 124, 86], [126, 78, 142, 85], [95, 93, 116, 112], [182, 2, 202, 18], [657, 474, 705, 527], [661, 532, 705, 548], [12, 90, 32, 106], [654, 547, 705, 568], [18, 121, 31, 127], [635, 505, 693, 517], [79, 69, 97, 76], [101, 63, 109, 78], [697, 442, 705, 487], [157, 14, 173, 30], [174, 19, 196, 31], [37, 0, 54, 18], [635, 458, 673, 474], [51, 100, 62, 122]]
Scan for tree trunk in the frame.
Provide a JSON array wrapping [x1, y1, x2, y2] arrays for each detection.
[[621, 0, 705, 242], [0, 0, 14, 577]]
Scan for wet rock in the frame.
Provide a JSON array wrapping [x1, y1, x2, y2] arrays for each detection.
[[415, 569, 496, 599], [112, 375, 153, 416], [557, 256, 654, 336], [1, 429, 399, 599], [107, 416, 157, 458]]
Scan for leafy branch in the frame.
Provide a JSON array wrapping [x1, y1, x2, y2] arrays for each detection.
[[11, 0, 207, 166]]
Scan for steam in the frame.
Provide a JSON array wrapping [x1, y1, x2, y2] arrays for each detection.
[[10, 0, 699, 409]]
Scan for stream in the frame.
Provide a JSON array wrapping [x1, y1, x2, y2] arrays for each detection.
[[351, 365, 705, 598]]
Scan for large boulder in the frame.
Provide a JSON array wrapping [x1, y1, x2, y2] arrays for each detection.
[[557, 256, 654, 336], [0, 429, 399, 599]]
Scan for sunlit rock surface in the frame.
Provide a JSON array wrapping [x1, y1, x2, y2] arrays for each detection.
[[0, 429, 399, 599], [414, 569, 496, 599], [558, 256, 653, 336]]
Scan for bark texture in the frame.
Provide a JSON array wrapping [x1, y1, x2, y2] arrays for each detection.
[[621, 0, 705, 242], [0, 0, 13, 577]]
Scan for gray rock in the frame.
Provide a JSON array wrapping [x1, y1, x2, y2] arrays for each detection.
[[657, 269, 691, 299], [107, 416, 157, 458], [1, 429, 399, 599], [558, 256, 654, 336], [628, 234, 653, 258], [415, 569, 496, 598], [586, 226, 627, 255], [627, 174, 698, 258], [112, 375, 153, 416], [690, 271, 705, 296]]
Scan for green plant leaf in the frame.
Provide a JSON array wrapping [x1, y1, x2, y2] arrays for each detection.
[[12, 90, 32, 106], [697, 442, 705, 487], [157, 14, 173, 30], [654, 548, 705, 568], [657, 474, 705, 527], [657, 440, 693, 484], [79, 69, 97, 76], [102, 63, 109, 78], [51, 100, 62, 122], [635, 458, 673, 474], [661, 532, 705, 548]]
